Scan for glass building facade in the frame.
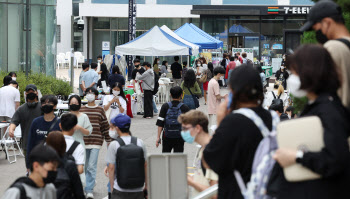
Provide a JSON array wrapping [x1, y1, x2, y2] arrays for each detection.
[[195, 5, 310, 63], [0, 0, 57, 76]]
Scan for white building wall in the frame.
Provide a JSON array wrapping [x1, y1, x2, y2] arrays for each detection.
[[56, 0, 72, 55]]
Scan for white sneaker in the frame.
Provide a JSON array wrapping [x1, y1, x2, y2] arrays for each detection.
[[86, 193, 94, 199]]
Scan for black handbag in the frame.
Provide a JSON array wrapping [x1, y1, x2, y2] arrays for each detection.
[[186, 86, 200, 108]]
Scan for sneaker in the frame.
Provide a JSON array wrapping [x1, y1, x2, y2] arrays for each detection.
[[153, 112, 158, 116], [137, 112, 144, 115], [86, 193, 94, 199]]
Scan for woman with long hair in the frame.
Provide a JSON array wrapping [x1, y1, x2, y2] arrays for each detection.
[[202, 62, 214, 105], [153, 58, 160, 76], [181, 69, 201, 109], [108, 65, 125, 88], [103, 82, 127, 121]]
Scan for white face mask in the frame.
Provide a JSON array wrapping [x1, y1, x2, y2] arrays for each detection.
[[12, 77, 16, 81], [86, 94, 95, 102], [287, 114, 291, 119], [287, 74, 307, 98], [197, 64, 201, 67], [97, 60, 101, 63], [281, 66, 285, 70], [113, 90, 120, 96], [157, 61, 160, 64], [108, 130, 118, 140]]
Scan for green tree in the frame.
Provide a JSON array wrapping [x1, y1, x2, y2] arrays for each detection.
[[301, 0, 350, 44]]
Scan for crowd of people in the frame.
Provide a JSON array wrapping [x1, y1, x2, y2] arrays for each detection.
[[1, 0, 350, 199]]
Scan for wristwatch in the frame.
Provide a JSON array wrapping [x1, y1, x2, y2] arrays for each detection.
[[296, 150, 304, 163]]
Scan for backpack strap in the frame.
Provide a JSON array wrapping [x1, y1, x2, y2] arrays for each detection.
[[167, 102, 173, 109], [67, 141, 80, 156], [336, 38, 350, 50], [233, 108, 280, 137], [11, 183, 27, 199], [130, 136, 137, 145], [271, 91, 276, 99], [176, 102, 184, 109], [278, 92, 282, 99], [116, 137, 126, 147]]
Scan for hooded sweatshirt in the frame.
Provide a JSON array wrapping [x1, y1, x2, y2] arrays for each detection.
[[2, 177, 56, 199], [136, 69, 154, 91]]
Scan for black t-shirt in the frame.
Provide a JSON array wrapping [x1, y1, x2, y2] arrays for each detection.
[[156, 101, 190, 128], [203, 107, 272, 199], [132, 67, 145, 80], [171, 62, 183, 79], [100, 63, 109, 81]]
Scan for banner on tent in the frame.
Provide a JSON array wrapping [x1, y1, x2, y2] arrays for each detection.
[[232, 48, 254, 62], [200, 52, 212, 64]]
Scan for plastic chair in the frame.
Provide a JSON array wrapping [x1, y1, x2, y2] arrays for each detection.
[[13, 125, 24, 157], [65, 52, 71, 69], [74, 52, 85, 68], [56, 54, 65, 69], [0, 127, 23, 163], [160, 78, 171, 102]]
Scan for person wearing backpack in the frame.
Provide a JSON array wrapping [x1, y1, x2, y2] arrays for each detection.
[[264, 84, 287, 109], [59, 113, 85, 175], [156, 86, 190, 153], [203, 66, 274, 199], [26, 95, 61, 170], [136, 62, 154, 119], [2, 144, 59, 199], [106, 113, 147, 199], [46, 131, 85, 199]]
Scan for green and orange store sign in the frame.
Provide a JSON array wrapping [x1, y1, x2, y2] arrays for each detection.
[[268, 6, 311, 15]]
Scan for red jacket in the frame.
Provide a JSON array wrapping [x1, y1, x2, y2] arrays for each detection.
[[225, 61, 237, 79]]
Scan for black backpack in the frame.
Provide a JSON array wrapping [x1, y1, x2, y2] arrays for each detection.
[[271, 92, 283, 107], [152, 71, 159, 95], [164, 102, 183, 138], [220, 59, 226, 68], [115, 137, 145, 189], [65, 141, 80, 162], [10, 183, 27, 199]]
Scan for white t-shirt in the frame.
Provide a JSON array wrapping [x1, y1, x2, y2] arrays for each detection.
[[264, 90, 288, 108], [196, 67, 204, 79], [235, 60, 241, 67], [64, 135, 85, 165], [0, 85, 20, 118], [106, 136, 147, 192], [103, 95, 127, 120]]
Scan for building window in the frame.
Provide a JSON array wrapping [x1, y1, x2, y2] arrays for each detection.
[[92, 0, 145, 4], [57, 25, 61, 43], [156, 0, 210, 5]]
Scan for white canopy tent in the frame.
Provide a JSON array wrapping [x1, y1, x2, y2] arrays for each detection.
[[160, 25, 200, 56], [115, 26, 190, 56]]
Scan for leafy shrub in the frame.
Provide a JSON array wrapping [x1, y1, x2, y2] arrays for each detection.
[[0, 71, 72, 104]]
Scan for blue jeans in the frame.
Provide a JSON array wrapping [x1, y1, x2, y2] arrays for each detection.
[[152, 98, 158, 113], [85, 148, 100, 193]]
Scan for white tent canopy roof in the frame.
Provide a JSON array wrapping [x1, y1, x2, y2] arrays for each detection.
[[115, 26, 190, 56], [160, 25, 200, 56]]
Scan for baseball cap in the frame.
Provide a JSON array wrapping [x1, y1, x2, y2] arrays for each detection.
[[111, 114, 131, 130], [300, 0, 342, 32], [25, 84, 37, 92]]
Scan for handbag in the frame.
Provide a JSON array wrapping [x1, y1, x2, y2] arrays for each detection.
[[186, 86, 200, 108], [199, 72, 207, 83]]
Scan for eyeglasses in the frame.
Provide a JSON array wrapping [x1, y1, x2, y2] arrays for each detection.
[[181, 126, 193, 131]]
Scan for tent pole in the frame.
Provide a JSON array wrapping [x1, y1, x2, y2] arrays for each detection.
[[181, 56, 183, 64], [187, 56, 189, 68]]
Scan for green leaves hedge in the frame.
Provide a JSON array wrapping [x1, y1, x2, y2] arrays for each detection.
[[0, 71, 72, 104]]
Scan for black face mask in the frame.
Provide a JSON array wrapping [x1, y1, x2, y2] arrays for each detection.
[[41, 105, 54, 114], [69, 104, 80, 111], [316, 29, 329, 44], [43, 170, 57, 184], [135, 64, 140, 68], [27, 102, 38, 108], [26, 93, 37, 101]]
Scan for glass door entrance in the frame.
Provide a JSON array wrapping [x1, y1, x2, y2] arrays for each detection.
[[229, 35, 259, 62]]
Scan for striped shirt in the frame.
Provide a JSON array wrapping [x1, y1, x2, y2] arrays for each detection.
[[80, 105, 112, 148]]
